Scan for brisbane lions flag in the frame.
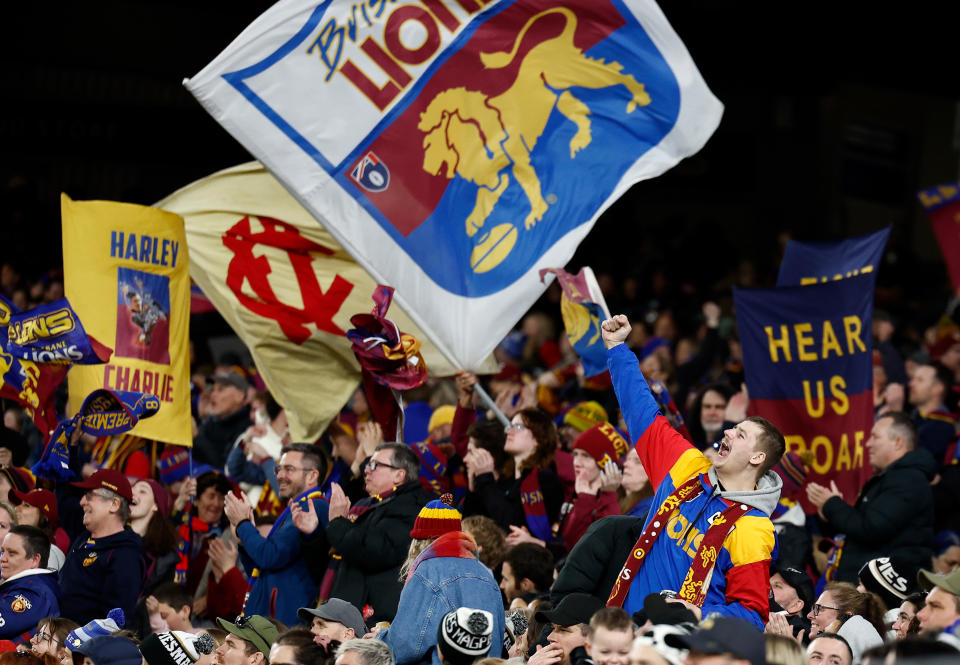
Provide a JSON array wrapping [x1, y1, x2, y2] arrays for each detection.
[[734, 275, 875, 506], [185, 0, 722, 369]]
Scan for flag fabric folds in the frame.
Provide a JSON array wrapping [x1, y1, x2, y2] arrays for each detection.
[[61, 195, 192, 446], [918, 183, 960, 292], [734, 276, 875, 504], [539, 267, 610, 377], [184, 0, 722, 369], [777, 226, 891, 287], [156, 162, 495, 443]]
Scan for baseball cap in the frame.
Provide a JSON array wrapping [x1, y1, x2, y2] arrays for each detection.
[[217, 615, 278, 658], [772, 564, 815, 615], [297, 598, 368, 637], [212, 371, 249, 392], [665, 617, 766, 665], [71, 635, 142, 665], [534, 593, 605, 627], [918, 567, 960, 595], [10, 488, 59, 527], [71, 468, 133, 502]]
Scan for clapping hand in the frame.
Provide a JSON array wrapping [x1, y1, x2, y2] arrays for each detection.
[[291, 497, 321, 534], [224, 492, 254, 527], [328, 483, 352, 521]]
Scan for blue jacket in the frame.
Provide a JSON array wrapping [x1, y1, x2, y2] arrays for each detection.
[[237, 489, 328, 626], [380, 554, 504, 665], [608, 345, 781, 630], [0, 569, 60, 643], [59, 527, 144, 625]]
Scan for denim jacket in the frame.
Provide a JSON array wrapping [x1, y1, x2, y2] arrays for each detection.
[[379, 555, 505, 665]]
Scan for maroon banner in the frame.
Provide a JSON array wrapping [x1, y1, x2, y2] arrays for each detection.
[[919, 182, 960, 292]]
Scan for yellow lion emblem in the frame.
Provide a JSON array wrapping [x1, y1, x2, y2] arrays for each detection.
[[418, 7, 651, 272]]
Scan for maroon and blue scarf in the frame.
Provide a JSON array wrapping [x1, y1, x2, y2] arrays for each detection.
[[520, 470, 553, 542]]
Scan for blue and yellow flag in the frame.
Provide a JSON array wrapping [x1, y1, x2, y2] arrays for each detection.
[[61, 195, 192, 446], [540, 267, 609, 377], [777, 226, 890, 286]]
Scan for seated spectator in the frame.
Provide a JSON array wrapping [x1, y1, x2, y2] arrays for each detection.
[[917, 566, 960, 632], [500, 544, 554, 610], [908, 361, 956, 463], [70, 635, 143, 665], [629, 624, 689, 665], [0, 500, 17, 544], [129, 480, 178, 596], [435, 608, 494, 665], [269, 628, 331, 665], [297, 598, 367, 643], [764, 635, 803, 665], [664, 617, 766, 665], [891, 592, 925, 640], [28, 617, 79, 665], [806, 634, 852, 665], [618, 450, 653, 518], [66, 609, 127, 649], [560, 425, 626, 549], [584, 608, 633, 665], [379, 497, 504, 665], [460, 516, 506, 573], [0, 651, 57, 665], [171, 470, 236, 604], [764, 565, 813, 640], [807, 584, 884, 663], [463, 409, 562, 549], [59, 470, 143, 625], [930, 530, 960, 574], [528, 593, 605, 665], [856, 557, 916, 611], [214, 615, 281, 665], [193, 371, 252, 469], [686, 383, 734, 451], [333, 640, 393, 665], [145, 582, 194, 633], [0, 525, 59, 643], [10, 489, 69, 570], [140, 631, 215, 665]]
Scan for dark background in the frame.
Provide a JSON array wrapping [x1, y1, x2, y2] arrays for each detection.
[[2, 1, 958, 321]]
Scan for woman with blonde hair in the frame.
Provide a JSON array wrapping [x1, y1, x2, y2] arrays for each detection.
[[764, 634, 805, 665]]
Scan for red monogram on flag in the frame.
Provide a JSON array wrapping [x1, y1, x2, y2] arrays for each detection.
[[223, 216, 354, 344]]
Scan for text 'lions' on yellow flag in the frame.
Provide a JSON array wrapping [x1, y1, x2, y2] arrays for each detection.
[[157, 162, 495, 443], [62, 195, 192, 446]]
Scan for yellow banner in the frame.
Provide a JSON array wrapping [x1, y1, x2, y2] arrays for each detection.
[[62, 195, 192, 446], [157, 162, 496, 442]]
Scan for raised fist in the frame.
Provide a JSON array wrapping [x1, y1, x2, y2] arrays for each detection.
[[601, 315, 631, 349]]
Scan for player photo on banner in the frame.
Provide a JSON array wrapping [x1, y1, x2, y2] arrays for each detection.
[[116, 267, 171, 364]]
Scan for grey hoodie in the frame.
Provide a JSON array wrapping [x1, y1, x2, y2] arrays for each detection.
[[707, 467, 784, 516], [837, 615, 884, 665]]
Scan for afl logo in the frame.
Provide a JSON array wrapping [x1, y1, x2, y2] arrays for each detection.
[[350, 152, 390, 192]]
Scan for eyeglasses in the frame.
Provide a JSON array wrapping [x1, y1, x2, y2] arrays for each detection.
[[504, 423, 527, 433], [367, 460, 399, 472], [812, 603, 842, 616], [83, 489, 116, 502], [234, 615, 270, 651], [32, 631, 55, 645], [277, 465, 316, 475]]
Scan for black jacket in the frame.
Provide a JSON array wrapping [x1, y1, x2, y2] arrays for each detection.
[[463, 468, 564, 534], [323, 481, 432, 624], [59, 526, 145, 625], [822, 448, 937, 583], [193, 409, 252, 468], [551, 515, 645, 605]]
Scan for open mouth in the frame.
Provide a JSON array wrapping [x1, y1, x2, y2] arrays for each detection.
[[715, 439, 731, 458]]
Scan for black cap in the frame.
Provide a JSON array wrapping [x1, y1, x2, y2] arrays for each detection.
[[632, 593, 698, 627], [534, 593, 605, 627], [772, 564, 815, 615], [665, 617, 766, 665]]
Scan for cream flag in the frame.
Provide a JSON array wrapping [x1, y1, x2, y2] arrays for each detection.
[[157, 162, 495, 441]]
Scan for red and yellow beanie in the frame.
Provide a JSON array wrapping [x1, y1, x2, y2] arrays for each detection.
[[572, 423, 629, 469], [563, 401, 608, 433], [410, 493, 462, 539]]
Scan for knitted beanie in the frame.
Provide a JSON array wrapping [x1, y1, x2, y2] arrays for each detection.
[[428, 405, 456, 435], [773, 451, 808, 502], [563, 401, 608, 433], [140, 631, 215, 665], [858, 557, 916, 610], [66, 608, 125, 649], [572, 423, 629, 468], [437, 608, 494, 665], [409, 493, 462, 539], [503, 609, 528, 654], [158, 446, 191, 485]]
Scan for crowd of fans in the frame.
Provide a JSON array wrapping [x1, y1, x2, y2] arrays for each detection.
[[1, 255, 960, 665]]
